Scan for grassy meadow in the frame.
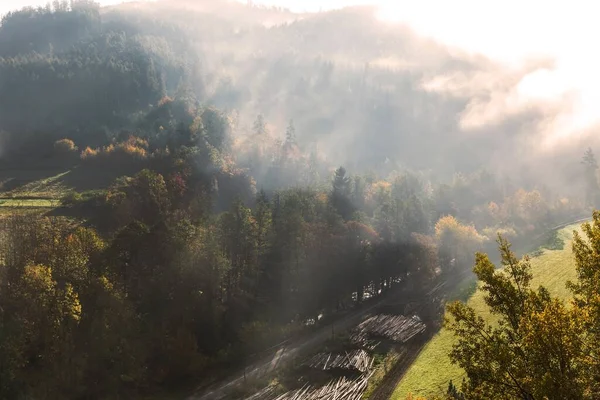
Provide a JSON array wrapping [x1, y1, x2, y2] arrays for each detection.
[[392, 223, 583, 399], [0, 165, 119, 213]]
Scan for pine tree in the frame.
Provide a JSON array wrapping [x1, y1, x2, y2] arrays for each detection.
[[331, 166, 355, 220], [582, 148, 600, 207], [252, 114, 268, 136]]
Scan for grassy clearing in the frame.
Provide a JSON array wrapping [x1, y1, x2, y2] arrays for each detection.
[[0, 170, 78, 210], [0, 198, 60, 208], [363, 349, 401, 399], [0, 168, 71, 196], [0, 165, 130, 200], [392, 224, 582, 400], [0, 208, 49, 218], [1, 170, 71, 199]]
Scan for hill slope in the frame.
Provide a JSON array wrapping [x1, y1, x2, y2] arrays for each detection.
[[392, 223, 583, 399]]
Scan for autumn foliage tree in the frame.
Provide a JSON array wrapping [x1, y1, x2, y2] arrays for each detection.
[[54, 138, 78, 154], [445, 212, 600, 399], [435, 215, 485, 274]]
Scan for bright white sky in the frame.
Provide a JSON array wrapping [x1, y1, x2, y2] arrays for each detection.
[[2, 0, 598, 137], [250, 0, 599, 136], [0, 0, 126, 15]]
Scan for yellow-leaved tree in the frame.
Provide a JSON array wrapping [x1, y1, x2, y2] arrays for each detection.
[[435, 215, 486, 274], [443, 211, 600, 400]]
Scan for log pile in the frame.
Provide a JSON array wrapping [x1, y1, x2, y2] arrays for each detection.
[[351, 314, 425, 344], [301, 349, 373, 373], [272, 373, 373, 400], [348, 334, 380, 351], [244, 385, 277, 400]]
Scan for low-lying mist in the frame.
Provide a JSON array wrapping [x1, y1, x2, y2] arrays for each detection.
[[0, 0, 597, 196]]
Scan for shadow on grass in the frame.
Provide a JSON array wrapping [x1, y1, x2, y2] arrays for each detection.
[[528, 230, 566, 258], [58, 166, 128, 191], [541, 230, 566, 251], [449, 278, 477, 303], [0, 167, 68, 192]]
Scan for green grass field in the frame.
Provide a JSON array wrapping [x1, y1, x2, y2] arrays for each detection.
[[392, 224, 583, 399], [0, 168, 69, 195], [0, 198, 60, 208], [0, 164, 133, 218], [0, 169, 71, 211]]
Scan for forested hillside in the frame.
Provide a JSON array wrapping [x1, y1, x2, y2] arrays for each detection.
[[0, 1, 598, 398], [2, 0, 592, 183]]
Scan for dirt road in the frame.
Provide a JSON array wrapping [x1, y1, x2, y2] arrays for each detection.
[[367, 334, 432, 400], [188, 217, 590, 400], [188, 295, 391, 400]]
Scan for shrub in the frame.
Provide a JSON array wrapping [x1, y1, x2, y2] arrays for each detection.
[[80, 136, 148, 167], [54, 139, 79, 163], [61, 191, 83, 207], [80, 146, 99, 160], [158, 96, 174, 107], [54, 138, 78, 153]]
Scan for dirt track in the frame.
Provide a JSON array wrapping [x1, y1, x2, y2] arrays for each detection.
[[188, 218, 590, 400], [188, 273, 446, 400], [188, 295, 390, 400], [368, 333, 432, 400]]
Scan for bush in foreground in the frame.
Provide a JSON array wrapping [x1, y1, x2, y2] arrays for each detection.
[[441, 211, 600, 399]]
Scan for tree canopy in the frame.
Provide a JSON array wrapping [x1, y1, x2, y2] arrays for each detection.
[[445, 212, 600, 399]]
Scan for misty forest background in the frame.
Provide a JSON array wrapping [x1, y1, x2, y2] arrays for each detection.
[[0, 0, 599, 398]]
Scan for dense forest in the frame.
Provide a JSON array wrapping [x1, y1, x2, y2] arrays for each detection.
[[0, 1, 599, 399]]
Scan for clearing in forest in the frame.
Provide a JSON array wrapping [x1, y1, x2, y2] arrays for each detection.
[[391, 223, 582, 399], [0, 169, 71, 209]]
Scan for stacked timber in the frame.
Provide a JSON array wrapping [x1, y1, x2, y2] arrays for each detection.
[[348, 333, 380, 351], [244, 385, 277, 400], [301, 349, 373, 373], [273, 373, 373, 400], [351, 314, 425, 344]]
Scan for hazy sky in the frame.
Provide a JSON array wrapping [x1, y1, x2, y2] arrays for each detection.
[[0, 0, 136, 15], [2, 0, 597, 139], [247, 1, 598, 135]]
